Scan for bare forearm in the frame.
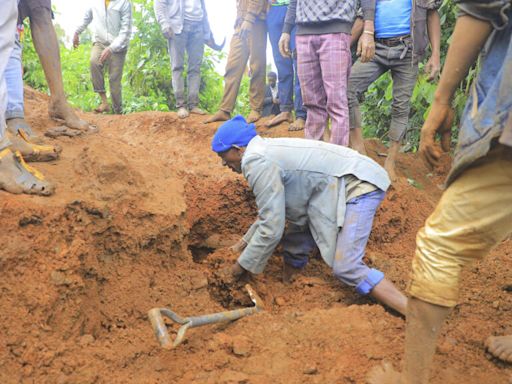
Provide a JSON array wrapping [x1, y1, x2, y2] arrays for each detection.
[[427, 10, 441, 60], [434, 15, 492, 104], [351, 17, 364, 48]]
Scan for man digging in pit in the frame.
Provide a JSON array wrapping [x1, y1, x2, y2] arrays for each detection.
[[368, 1, 512, 383], [211, 115, 407, 315]]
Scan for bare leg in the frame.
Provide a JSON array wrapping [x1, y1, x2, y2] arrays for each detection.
[[404, 298, 451, 384], [485, 335, 512, 363], [384, 141, 400, 182], [289, 117, 305, 132], [266, 111, 293, 127], [94, 92, 110, 113], [349, 127, 367, 155], [29, 8, 89, 130], [370, 278, 407, 316], [367, 297, 451, 384]]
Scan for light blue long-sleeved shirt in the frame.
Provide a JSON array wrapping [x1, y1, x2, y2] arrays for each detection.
[[154, 0, 213, 41], [238, 136, 390, 274], [75, 0, 132, 53]]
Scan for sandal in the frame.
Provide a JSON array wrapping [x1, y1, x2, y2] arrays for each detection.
[[0, 148, 55, 196], [9, 130, 61, 162]]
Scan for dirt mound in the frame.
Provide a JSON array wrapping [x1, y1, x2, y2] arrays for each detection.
[[0, 91, 510, 383]]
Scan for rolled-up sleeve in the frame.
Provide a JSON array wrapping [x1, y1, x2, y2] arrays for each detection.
[[283, 0, 297, 34], [110, 1, 132, 52], [75, 8, 93, 35], [455, 0, 511, 30], [360, 0, 376, 21], [238, 156, 286, 274], [154, 0, 171, 31]]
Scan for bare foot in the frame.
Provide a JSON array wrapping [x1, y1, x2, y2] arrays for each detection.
[[366, 362, 402, 384], [289, 117, 305, 132], [266, 111, 292, 127], [204, 110, 230, 124], [190, 107, 207, 115], [7, 118, 46, 145], [486, 335, 512, 363], [177, 107, 189, 119], [94, 102, 111, 114], [0, 148, 55, 196], [8, 131, 61, 162], [247, 110, 261, 124], [49, 99, 89, 131]]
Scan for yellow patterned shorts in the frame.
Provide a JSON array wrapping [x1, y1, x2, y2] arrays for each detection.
[[409, 145, 512, 307]]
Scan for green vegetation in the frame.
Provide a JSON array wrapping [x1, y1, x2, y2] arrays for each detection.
[[360, 1, 473, 150], [21, 0, 471, 152], [21, 0, 235, 115]]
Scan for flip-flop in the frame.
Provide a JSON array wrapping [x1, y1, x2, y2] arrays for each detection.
[[45, 126, 83, 138], [0, 149, 55, 196], [13, 130, 62, 162]]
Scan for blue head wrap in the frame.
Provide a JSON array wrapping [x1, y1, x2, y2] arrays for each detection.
[[211, 115, 257, 153]]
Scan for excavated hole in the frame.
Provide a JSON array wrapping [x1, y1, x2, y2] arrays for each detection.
[[188, 244, 215, 263]]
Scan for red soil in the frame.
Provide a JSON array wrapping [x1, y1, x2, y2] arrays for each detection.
[[0, 89, 510, 383]]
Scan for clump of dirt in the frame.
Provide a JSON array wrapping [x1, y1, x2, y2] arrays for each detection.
[[0, 89, 509, 384]]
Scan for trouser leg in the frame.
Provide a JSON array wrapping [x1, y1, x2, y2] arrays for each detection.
[[219, 29, 250, 113], [347, 52, 387, 130], [0, 0, 17, 149], [281, 226, 317, 269], [409, 145, 512, 307], [267, 6, 293, 113], [248, 20, 267, 113], [297, 35, 328, 141], [332, 190, 386, 295], [293, 56, 306, 120], [388, 52, 419, 142], [317, 33, 352, 146], [186, 21, 205, 109], [108, 49, 127, 114], [90, 42, 106, 94], [169, 32, 187, 109], [5, 36, 24, 120]]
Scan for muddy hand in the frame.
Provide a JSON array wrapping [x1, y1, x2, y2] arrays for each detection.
[[279, 32, 291, 58], [230, 238, 247, 253], [419, 101, 453, 169]]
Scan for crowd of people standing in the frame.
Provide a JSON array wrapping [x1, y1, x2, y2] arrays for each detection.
[[0, 1, 511, 383]]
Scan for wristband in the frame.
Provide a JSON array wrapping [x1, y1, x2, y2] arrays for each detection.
[[363, 30, 374, 35]]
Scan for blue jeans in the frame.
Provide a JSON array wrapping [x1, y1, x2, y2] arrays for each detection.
[[168, 20, 204, 109], [267, 5, 306, 119], [283, 189, 385, 295], [5, 35, 24, 120]]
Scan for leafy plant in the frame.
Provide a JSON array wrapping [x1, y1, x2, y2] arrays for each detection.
[[20, 0, 248, 115], [360, 1, 475, 151]]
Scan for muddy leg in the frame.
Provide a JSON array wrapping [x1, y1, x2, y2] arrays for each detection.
[[370, 278, 407, 316], [403, 297, 451, 384], [349, 127, 367, 155], [29, 8, 89, 130], [384, 141, 400, 183]]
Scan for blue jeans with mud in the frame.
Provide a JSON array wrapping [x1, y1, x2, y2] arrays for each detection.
[[282, 189, 385, 295]]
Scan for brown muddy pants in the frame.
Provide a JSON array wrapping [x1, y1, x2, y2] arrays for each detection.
[[219, 19, 267, 114], [90, 42, 127, 114]]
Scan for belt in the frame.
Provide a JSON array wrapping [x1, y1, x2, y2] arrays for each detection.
[[375, 35, 411, 47]]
